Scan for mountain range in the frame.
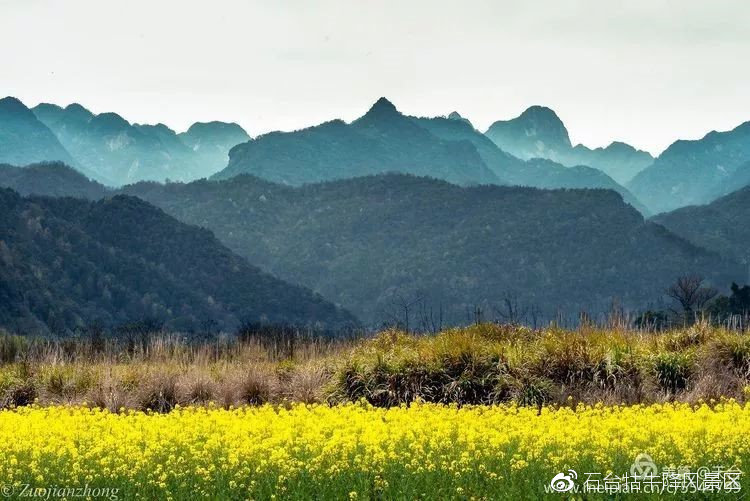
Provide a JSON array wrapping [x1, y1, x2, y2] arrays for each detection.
[[214, 98, 647, 212], [32, 102, 250, 185], [4, 95, 750, 215], [0, 186, 355, 334], [0, 97, 250, 186], [214, 98, 500, 186], [1, 162, 745, 328], [628, 122, 750, 213], [484, 106, 654, 185], [2, 95, 750, 332], [412, 112, 648, 212]]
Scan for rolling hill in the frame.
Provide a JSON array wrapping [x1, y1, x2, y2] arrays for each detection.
[[652, 184, 750, 267], [121, 173, 740, 326], [0, 188, 356, 334], [0, 162, 109, 199]]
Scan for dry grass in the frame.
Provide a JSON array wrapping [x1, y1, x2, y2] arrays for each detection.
[[2, 322, 750, 410]]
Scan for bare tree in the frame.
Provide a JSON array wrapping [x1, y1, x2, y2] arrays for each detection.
[[528, 304, 542, 330], [666, 275, 718, 319], [417, 299, 443, 334], [494, 292, 529, 326], [383, 292, 425, 333]]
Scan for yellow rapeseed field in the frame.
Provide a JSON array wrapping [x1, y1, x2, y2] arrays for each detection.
[[0, 402, 748, 499]]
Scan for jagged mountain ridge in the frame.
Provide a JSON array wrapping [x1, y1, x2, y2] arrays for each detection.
[[484, 106, 654, 185], [628, 122, 750, 213], [214, 98, 501, 186], [415, 113, 648, 213], [33, 102, 243, 185]]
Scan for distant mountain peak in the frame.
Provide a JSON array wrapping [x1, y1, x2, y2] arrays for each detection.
[[605, 141, 638, 153], [363, 97, 399, 118], [185, 121, 248, 137], [64, 103, 94, 119], [0, 96, 30, 115], [447, 111, 473, 127], [90, 112, 131, 132], [34, 102, 63, 112], [517, 106, 570, 144], [519, 105, 562, 121], [485, 105, 572, 160]]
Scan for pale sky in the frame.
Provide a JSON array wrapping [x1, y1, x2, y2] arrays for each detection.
[[1, 0, 749, 155]]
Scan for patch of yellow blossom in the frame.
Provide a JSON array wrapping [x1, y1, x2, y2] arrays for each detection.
[[0, 402, 747, 499]]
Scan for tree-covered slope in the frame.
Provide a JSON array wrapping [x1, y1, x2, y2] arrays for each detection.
[[653, 184, 750, 266], [0, 188, 356, 334], [122, 174, 740, 326], [0, 162, 108, 199]]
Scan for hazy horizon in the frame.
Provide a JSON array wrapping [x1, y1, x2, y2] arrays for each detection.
[[2, 0, 749, 155]]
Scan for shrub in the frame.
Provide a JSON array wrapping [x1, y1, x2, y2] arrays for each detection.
[[653, 351, 694, 396], [135, 371, 180, 412]]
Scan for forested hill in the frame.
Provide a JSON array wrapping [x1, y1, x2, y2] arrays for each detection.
[[121, 173, 741, 326], [0, 162, 109, 199], [628, 121, 750, 213], [653, 185, 750, 266], [0, 188, 357, 334]]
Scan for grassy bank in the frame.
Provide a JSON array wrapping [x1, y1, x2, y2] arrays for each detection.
[[2, 322, 750, 410]]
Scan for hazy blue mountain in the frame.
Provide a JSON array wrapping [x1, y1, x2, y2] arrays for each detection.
[[628, 122, 750, 213], [653, 184, 750, 267], [0, 188, 356, 334], [0, 97, 78, 168], [213, 98, 646, 213], [569, 142, 654, 185], [121, 173, 739, 326], [414, 113, 649, 214], [485, 106, 653, 184], [32, 103, 217, 185], [485, 106, 573, 161], [179, 121, 250, 174], [0, 162, 108, 199], [213, 98, 501, 186]]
